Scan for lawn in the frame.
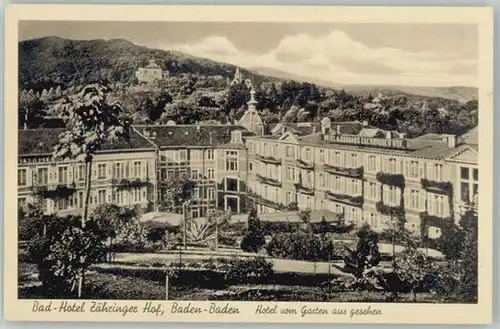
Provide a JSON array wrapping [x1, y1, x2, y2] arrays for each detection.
[[18, 270, 460, 303]]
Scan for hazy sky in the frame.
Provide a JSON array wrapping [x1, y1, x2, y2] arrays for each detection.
[[19, 21, 478, 87]]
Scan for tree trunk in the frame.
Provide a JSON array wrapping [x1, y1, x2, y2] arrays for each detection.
[[78, 158, 92, 299], [82, 159, 93, 227], [410, 288, 417, 302]]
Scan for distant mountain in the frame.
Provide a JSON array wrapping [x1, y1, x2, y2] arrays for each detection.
[[18, 36, 277, 88], [19, 36, 477, 103], [250, 66, 478, 103]]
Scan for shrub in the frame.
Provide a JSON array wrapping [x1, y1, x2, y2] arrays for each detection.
[[26, 215, 107, 297], [111, 222, 162, 253], [265, 232, 342, 261], [240, 208, 266, 252], [224, 257, 274, 284]]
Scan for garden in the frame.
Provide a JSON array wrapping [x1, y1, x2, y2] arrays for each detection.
[[18, 203, 478, 303]]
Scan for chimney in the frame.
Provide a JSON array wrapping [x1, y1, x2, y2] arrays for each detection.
[[443, 134, 456, 148]]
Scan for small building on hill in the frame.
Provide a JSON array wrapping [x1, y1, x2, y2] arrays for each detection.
[[135, 59, 166, 84]]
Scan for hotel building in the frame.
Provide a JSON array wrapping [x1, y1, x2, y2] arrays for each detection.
[[17, 86, 478, 236]]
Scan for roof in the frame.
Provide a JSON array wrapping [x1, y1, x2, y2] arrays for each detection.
[[18, 128, 155, 156], [459, 126, 478, 145], [134, 124, 253, 148]]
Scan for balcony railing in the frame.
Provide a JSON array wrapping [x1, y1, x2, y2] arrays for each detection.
[[324, 164, 364, 178], [296, 159, 314, 170], [256, 174, 282, 187], [376, 172, 405, 188], [32, 182, 77, 200], [256, 154, 282, 165], [295, 183, 315, 196], [248, 192, 287, 211], [112, 178, 151, 190], [376, 201, 404, 218], [421, 179, 452, 196], [326, 191, 363, 207]]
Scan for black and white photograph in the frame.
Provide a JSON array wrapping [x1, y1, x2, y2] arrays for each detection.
[[8, 6, 491, 320]]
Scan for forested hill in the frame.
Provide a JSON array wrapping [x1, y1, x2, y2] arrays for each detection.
[[19, 36, 277, 89]]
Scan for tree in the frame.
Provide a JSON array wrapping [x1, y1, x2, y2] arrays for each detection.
[[393, 231, 436, 302], [51, 82, 131, 297], [161, 174, 196, 213], [240, 206, 266, 253], [207, 209, 232, 250], [298, 208, 312, 232], [457, 201, 478, 302]]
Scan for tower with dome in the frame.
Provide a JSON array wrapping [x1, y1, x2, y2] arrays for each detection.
[[237, 84, 265, 136]]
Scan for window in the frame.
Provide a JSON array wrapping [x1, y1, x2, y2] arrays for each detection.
[[351, 154, 358, 167], [460, 166, 478, 203], [286, 167, 296, 181], [191, 150, 202, 161], [207, 188, 215, 199], [304, 148, 312, 161], [318, 150, 325, 163], [409, 161, 419, 178], [18, 169, 27, 186], [386, 186, 399, 205], [191, 169, 199, 180], [461, 167, 469, 180], [368, 156, 377, 172], [58, 166, 68, 184], [368, 213, 377, 228], [133, 161, 141, 177], [193, 188, 200, 199], [78, 191, 83, 208], [37, 168, 48, 185], [114, 163, 126, 179], [98, 164, 107, 179], [285, 146, 296, 158], [206, 149, 215, 160], [333, 176, 342, 191], [333, 152, 341, 165], [98, 190, 106, 205], [273, 144, 279, 158], [167, 169, 175, 179], [434, 195, 445, 216], [133, 187, 141, 203], [179, 150, 188, 162], [434, 164, 443, 181], [351, 179, 359, 195], [207, 168, 215, 180], [225, 151, 238, 172], [366, 182, 377, 200], [249, 162, 254, 173], [77, 165, 85, 181], [225, 178, 238, 192], [57, 198, 69, 211], [410, 189, 419, 209], [388, 158, 397, 173]]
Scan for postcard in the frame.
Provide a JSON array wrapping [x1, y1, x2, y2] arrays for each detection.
[[3, 4, 494, 324]]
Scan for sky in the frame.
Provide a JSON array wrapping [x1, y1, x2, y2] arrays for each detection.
[[19, 21, 478, 87]]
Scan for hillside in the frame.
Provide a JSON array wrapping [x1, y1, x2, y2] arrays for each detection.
[[250, 67, 477, 103], [18, 36, 278, 89]]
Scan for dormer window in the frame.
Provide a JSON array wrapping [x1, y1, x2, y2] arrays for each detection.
[[231, 130, 243, 144]]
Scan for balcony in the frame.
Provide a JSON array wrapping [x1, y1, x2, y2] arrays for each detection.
[[296, 159, 314, 170], [421, 179, 452, 196], [295, 183, 315, 196], [256, 154, 282, 165], [376, 201, 404, 218], [326, 191, 363, 207], [376, 172, 405, 188], [112, 178, 151, 190], [32, 183, 77, 200], [324, 164, 364, 179], [256, 174, 282, 187], [248, 192, 287, 211]]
